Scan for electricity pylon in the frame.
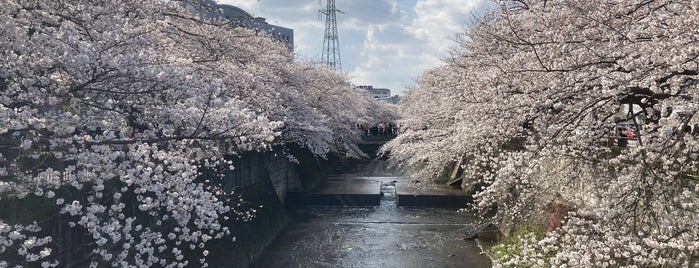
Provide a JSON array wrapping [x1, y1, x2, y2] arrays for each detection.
[[319, 0, 343, 70]]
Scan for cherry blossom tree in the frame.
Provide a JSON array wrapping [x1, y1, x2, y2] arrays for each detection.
[[282, 63, 398, 158], [0, 1, 282, 266], [385, 0, 698, 266], [0, 0, 390, 266]]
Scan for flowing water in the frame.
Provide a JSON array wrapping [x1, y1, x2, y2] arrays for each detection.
[[253, 159, 493, 268]]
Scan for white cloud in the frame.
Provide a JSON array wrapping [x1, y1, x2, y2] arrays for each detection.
[[407, 0, 484, 56], [217, 0, 260, 12], [215, 0, 490, 95]]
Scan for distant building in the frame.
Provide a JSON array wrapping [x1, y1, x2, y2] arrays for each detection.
[[359, 85, 390, 99], [358, 85, 400, 104], [385, 95, 401, 105], [209, 4, 294, 50]]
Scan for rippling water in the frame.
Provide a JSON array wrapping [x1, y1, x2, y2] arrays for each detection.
[[254, 175, 492, 268]]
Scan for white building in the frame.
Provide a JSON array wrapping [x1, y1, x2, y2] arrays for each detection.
[[204, 3, 294, 50], [358, 85, 400, 104], [358, 85, 390, 99]]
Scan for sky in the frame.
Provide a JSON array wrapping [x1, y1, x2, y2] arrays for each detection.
[[217, 0, 492, 96]]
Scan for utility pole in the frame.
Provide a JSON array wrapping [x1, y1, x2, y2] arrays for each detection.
[[319, 0, 343, 70]]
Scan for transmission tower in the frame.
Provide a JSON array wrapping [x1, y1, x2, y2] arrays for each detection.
[[319, 0, 343, 70]]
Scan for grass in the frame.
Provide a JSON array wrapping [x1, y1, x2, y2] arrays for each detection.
[[488, 222, 549, 267]]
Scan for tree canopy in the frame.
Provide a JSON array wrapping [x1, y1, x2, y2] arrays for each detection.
[[0, 0, 395, 266], [384, 0, 698, 266]]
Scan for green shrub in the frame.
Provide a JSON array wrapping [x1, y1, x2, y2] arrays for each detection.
[[488, 223, 547, 267]]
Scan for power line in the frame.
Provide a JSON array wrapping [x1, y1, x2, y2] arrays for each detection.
[[338, 2, 390, 23], [338, 0, 413, 19]]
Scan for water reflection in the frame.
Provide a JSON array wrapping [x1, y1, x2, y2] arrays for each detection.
[[255, 192, 491, 267]]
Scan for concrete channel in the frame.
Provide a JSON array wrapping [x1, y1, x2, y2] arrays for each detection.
[[254, 160, 493, 268]]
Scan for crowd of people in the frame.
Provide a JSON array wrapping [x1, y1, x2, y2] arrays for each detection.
[[72, 126, 149, 140], [610, 126, 639, 147], [357, 122, 398, 136], [609, 123, 699, 147]]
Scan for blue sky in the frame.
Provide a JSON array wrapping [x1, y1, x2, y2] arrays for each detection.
[[217, 0, 491, 95]]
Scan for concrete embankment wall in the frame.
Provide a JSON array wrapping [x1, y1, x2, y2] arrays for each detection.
[[216, 145, 342, 267]]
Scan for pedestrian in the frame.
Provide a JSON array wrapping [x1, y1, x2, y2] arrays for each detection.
[[93, 127, 103, 138], [617, 128, 627, 147]]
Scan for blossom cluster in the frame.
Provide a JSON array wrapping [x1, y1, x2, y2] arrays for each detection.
[[383, 0, 698, 266], [0, 0, 395, 266]]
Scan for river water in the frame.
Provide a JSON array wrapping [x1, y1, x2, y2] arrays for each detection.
[[253, 159, 493, 268]]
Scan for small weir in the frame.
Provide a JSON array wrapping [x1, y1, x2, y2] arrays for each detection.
[[287, 175, 471, 208], [380, 180, 397, 201]]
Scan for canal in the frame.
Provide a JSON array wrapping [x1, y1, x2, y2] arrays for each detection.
[[253, 159, 493, 268]]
